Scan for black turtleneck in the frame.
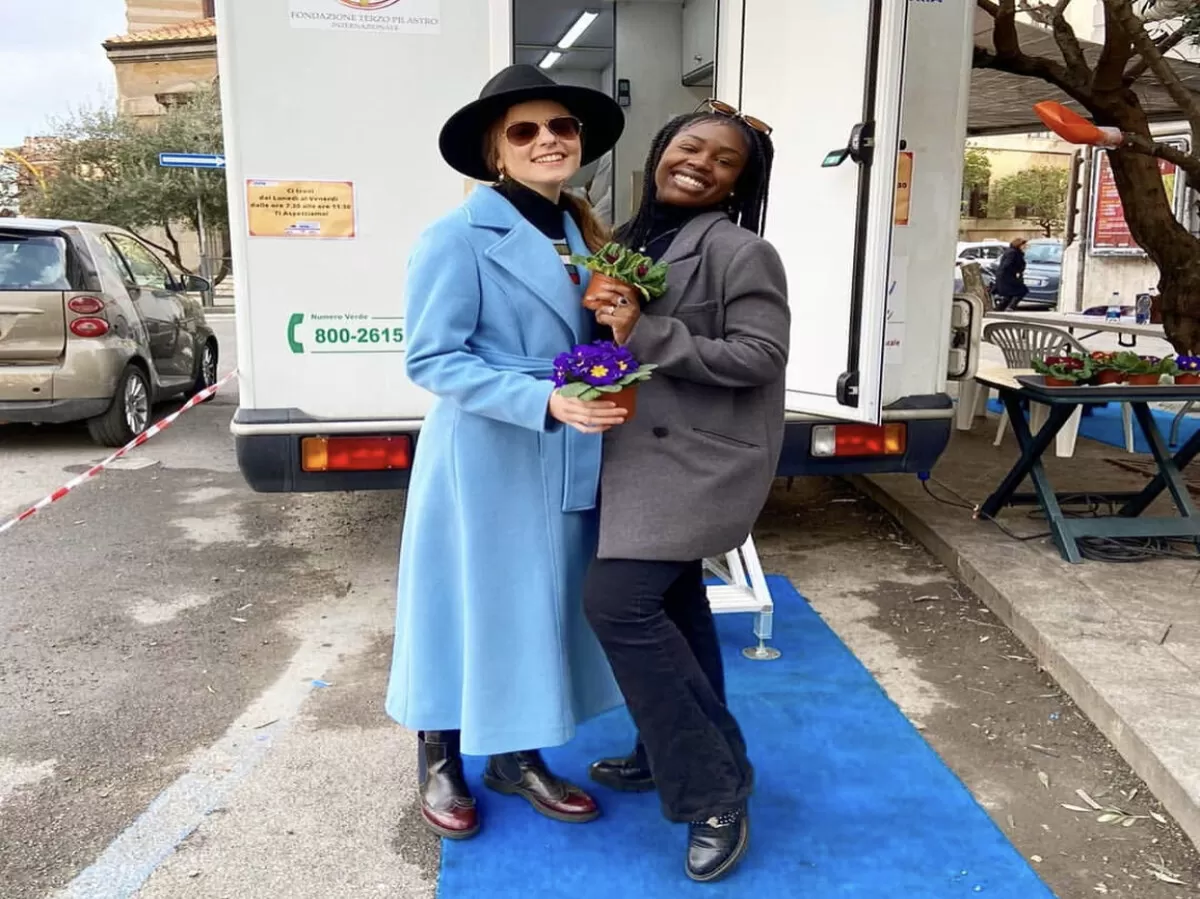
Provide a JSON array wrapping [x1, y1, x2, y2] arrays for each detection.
[[640, 201, 723, 261], [493, 179, 568, 240]]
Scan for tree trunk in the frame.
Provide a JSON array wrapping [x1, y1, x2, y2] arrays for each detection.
[[1097, 95, 1200, 353]]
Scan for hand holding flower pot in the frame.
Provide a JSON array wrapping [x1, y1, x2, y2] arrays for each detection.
[[1032, 353, 1093, 387], [553, 340, 657, 420], [572, 242, 669, 311]]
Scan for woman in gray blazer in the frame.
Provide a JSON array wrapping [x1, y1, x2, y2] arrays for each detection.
[[581, 103, 788, 883]]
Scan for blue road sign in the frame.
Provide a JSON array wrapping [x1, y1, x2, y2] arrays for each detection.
[[158, 153, 226, 169]]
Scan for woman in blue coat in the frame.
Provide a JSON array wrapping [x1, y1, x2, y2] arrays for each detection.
[[385, 65, 628, 840]]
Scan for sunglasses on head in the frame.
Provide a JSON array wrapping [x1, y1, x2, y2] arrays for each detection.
[[504, 116, 583, 147], [695, 98, 773, 136]]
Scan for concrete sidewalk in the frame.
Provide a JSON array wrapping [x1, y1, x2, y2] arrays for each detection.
[[856, 421, 1200, 850]]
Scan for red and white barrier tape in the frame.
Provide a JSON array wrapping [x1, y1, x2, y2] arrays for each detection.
[[0, 370, 238, 536]]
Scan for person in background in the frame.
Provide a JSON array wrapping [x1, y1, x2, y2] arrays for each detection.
[[581, 101, 788, 883], [992, 237, 1028, 311], [385, 64, 627, 841]]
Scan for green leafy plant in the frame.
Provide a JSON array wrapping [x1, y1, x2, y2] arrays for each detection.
[[572, 241, 669, 301], [1032, 353, 1094, 383], [1112, 352, 1177, 376]]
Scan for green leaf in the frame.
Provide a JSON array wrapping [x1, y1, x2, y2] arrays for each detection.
[[593, 384, 624, 393], [578, 388, 602, 402], [558, 382, 589, 398]]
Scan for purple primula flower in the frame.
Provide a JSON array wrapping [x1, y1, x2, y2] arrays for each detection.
[[1177, 355, 1200, 372], [551, 340, 645, 388]]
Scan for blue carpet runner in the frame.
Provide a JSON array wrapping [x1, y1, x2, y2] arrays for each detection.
[[437, 576, 1054, 898]]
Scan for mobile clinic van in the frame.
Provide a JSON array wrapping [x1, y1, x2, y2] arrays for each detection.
[[219, 0, 981, 493]]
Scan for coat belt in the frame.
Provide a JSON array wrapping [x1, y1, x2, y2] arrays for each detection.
[[474, 348, 601, 513]]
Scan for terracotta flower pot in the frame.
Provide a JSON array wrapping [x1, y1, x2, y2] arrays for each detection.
[[1095, 369, 1125, 385], [1174, 373, 1200, 385], [1043, 376, 1076, 388], [582, 273, 637, 311], [608, 385, 638, 420], [1126, 373, 1162, 386]]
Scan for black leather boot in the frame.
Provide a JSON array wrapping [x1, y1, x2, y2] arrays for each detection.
[[588, 742, 655, 793], [686, 808, 749, 883], [483, 750, 600, 823], [417, 730, 479, 839]]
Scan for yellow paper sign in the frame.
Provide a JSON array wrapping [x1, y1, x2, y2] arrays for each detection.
[[894, 152, 913, 226], [246, 179, 356, 239]]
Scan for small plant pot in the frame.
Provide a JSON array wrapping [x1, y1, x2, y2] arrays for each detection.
[[1095, 370, 1125, 385], [581, 273, 636, 311], [1174, 373, 1200, 385], [608, 385, 638, 420], [1042, 376, 1077, 388], [1126, 373, 1162, 386]]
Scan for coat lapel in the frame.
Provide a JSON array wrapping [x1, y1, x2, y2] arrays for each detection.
[[466, 187, 578, 342], [651, 212, 728, 318]]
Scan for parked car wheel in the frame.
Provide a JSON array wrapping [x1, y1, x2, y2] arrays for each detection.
[[87, 365, 151, 447], [188, 339, 219, 402]]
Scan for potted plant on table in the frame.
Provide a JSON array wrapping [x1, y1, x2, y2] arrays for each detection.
[[1173, 355, 1200, 385], [1088, 351, 1125, 385], [1032, 353, 1093, 388], [1112, 352, 1176, 386], [552, 340, 657, 419], [572, 241, 669, 310]]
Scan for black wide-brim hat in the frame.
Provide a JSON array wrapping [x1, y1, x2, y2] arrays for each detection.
[[439, 64, 625, 182]]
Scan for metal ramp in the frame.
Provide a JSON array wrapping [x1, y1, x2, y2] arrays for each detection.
[[703, 535, 780, 660]]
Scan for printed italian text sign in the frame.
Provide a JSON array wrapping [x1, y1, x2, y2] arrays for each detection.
[[288, 0, 440, 34], [246, 180, 356, 239]]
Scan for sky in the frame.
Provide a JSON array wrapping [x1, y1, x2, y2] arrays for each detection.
[[0, 0, 128, 148]]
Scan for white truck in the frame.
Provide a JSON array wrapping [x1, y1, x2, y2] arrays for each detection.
[[219, 0, 981, 494]]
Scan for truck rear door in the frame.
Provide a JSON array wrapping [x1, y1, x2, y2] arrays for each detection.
[[719, 0, 909, 425]]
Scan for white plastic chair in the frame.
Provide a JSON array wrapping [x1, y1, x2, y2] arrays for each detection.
[[980, 322, 1134, 457]]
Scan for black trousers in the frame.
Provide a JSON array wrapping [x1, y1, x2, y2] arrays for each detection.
[[583, 558, 753, 822]]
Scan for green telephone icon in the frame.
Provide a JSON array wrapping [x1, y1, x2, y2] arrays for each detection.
[[287, 313, 304, 354]]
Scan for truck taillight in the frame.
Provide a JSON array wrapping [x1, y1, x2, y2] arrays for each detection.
[[68, 317, 110, 338], [301, 436, 412, 472], [811, 423, 907, 458], [67, 296, 105, 315]]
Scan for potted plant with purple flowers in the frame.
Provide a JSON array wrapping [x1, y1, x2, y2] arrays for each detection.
[[572, 241, 669, 311], [553, 340, 657, 419], [1113, 351, 1176, 386], [1032, 353, 1093, 388], [1173, 355, 1200, 385]]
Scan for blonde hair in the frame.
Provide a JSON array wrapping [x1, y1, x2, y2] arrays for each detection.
[[484, 118, 610, 253]]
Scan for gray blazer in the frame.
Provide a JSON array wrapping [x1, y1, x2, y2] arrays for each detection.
[[597, 212, 790, 561]]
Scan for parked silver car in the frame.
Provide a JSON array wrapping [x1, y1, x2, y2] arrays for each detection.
[[0, 218, 219, 446]]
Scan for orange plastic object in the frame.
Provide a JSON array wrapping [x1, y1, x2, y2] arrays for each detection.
[[1033, 101, 1123, 147]]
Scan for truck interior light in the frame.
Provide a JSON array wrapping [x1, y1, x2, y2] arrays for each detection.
[[538, 50, 563, 70], [557, 10, 599, 50]]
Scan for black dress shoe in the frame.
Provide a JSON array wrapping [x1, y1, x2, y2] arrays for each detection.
[[588, 743, 655, 793], [483, 750, 600, 823], [417, 730, 480, 840], [686, 809, 749, 883]]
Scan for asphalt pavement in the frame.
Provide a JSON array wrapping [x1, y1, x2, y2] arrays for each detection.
[[0, 315, 436, 898]]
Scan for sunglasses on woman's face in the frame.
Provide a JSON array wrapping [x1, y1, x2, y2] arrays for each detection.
[[504, 116, 583, 147], [695, 99, 773, 136]]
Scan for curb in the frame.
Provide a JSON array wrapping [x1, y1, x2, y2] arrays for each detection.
[[850, 472, 1200, 852]]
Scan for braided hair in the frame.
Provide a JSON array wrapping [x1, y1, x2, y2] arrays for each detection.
[[616, 112, 774, 252]]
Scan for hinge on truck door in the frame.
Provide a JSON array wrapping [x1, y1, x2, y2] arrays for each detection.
[[822, 122, 876, 169], [837, 370, 860, 407]]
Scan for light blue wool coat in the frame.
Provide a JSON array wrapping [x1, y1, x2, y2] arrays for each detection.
[[385, 186, 624, 757]]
